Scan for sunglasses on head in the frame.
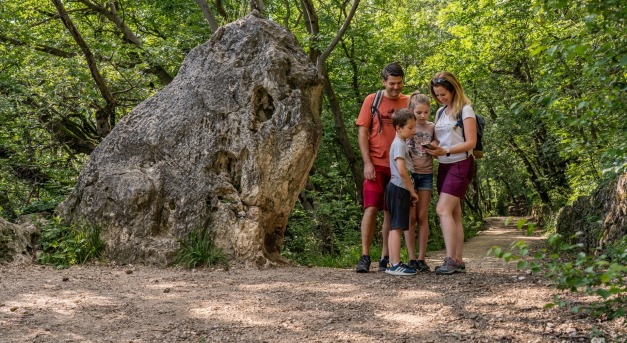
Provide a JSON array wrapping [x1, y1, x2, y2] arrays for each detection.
[[431, 78, 448, 86]]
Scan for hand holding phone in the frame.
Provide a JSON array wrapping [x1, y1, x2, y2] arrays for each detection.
[[421, 142, 436, 150]]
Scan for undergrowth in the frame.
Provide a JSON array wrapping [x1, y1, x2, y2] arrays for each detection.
[[489, 218, 626, 325], [174, 228, 227, 269], [38, 217, 104, 269], [283, 198, 484, 268]]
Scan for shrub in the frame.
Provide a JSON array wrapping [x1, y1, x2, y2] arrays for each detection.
[[489, 218, 626, 322], [38, 217, 104, 269]]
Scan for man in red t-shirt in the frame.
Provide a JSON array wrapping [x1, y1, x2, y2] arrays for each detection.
[[355, 63, 409, 273]]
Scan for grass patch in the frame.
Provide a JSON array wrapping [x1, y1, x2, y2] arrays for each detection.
[[174, 228, 227, 269]]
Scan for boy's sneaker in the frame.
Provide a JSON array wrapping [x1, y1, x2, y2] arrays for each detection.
[[355, 255, 371, 273], [435, 257, 458, 275], [377, 256, 389, 272], [385, 263, 417, 276]]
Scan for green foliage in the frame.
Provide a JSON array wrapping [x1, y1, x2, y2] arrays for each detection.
[[38, 217, 104, 269], [489, 218, 627, 321], [0, 0, 624, 295], [174, 228, 227, 269], [283, 198, 363, 268], [0, 0, 210, 218]]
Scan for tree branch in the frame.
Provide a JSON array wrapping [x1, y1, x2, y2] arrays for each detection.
[[75, 0, 142, 46], [250, 0, 265, 15], [75, 0, 173, 84], [283, 0, 290, 28], [316, 0, 359, 72], [194, 0, 220, 32], [0, 34, 76, 58], [214, 0, 229, 20], [51, 0, 115, 136]]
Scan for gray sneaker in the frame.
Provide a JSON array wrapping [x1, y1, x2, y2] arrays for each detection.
[[457, 260, 466, 273], [435, 257, 458, 275]]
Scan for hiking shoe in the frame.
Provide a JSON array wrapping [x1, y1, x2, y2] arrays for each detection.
[[407, 259, 430, 272], [415, 260, 431, 272], [378, 256, 390, 272], [435, 257, 458, 275], [385, 263, 417, 276], [355, 255, 371, 273], [406, 259, 419, 270], [457, 260, 466, 273]]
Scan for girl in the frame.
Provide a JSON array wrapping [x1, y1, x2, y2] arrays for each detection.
[[426, 72, 477, 275], [405, 91, 436, 272]]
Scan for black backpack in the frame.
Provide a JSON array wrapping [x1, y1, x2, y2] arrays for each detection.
[[369, 90, 385, 134], [436, 106, 485, 159]]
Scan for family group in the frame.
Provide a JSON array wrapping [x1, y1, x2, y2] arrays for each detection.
[[355, 63, 478, 276]]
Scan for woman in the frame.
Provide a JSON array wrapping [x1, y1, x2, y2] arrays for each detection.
[[426, 71, 477, 275]]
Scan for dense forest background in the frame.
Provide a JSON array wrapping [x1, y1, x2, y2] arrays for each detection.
[[1, 0, 625, 265]]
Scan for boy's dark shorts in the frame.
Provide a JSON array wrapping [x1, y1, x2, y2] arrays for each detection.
[[437, 157, 474, 198], [385, 182, 411, 231], [363, 165, 391, 210]]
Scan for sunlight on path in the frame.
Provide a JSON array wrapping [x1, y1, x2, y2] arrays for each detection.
[[426, 216, 546, 273]]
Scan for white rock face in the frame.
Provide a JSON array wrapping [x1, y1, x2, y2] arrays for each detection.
[[58, 14, 323, 267]]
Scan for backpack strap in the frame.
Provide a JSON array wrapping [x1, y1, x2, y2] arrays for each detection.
[[369, 90, 384, 134], [435, 106, 446, 123], [437, 106, 470, 157]]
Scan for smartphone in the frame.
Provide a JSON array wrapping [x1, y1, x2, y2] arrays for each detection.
[[421, 142, 436, 150]]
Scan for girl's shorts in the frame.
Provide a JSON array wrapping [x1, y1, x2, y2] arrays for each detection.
[[411, 173, 433, 191]]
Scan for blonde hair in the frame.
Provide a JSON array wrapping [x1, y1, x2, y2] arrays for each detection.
[[429, 71, 471, 119], [408, 90, 430, 111]]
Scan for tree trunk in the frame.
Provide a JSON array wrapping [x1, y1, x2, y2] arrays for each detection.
[[195, 0, 220, 32], [51, 0, 115, 137], [321, 66, 363, 201], [507, 140, 551, 204], [300, 0, 362, 202]]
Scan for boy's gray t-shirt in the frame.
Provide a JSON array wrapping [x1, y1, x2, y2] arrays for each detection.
[[389, 136, 414, 190]]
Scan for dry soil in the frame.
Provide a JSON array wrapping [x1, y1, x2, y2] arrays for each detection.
[[0, 217, 624, 342]]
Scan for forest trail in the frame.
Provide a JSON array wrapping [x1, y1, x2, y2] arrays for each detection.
[[0, 217, 621, 342]]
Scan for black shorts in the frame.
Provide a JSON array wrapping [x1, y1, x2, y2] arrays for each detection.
[[385, 182, 411, 231]]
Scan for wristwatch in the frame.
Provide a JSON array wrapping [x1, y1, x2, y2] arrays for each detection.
[[445, 148, 451, 157]]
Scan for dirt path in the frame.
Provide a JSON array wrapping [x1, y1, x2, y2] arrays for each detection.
[[0, 217, 623, 342]]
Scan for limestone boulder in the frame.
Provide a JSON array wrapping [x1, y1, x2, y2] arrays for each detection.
[[556, 172, 627, 251], [58, 14, 323, 267], [0, 217, 38, 264]]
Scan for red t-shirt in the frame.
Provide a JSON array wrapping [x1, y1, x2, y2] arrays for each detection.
[[356, 93, 409, 168]]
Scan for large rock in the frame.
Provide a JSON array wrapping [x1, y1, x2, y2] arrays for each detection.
[[58, 14, 323, 267], [556, 173, 627, 251], [0, 217, 38, 264]]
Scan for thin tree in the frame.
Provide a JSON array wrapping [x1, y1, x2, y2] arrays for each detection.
[[195, 0, 220, 32], [51, 0, 116, 137]]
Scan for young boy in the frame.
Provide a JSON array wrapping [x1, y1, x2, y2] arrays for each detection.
[[385, 108, 420, 275]]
